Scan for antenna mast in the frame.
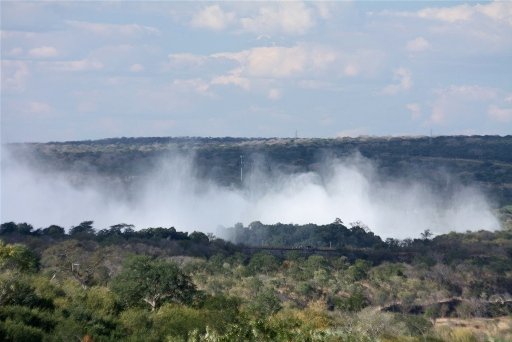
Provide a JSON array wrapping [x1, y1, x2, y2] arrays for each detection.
[[240, 155, 244, 183]]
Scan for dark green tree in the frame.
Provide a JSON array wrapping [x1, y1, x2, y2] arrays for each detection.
[[0, 242, 39, 272], [111, 256, 196, 311], [69, 221, 95, 237], [41, 225, 65, 237], [189, 231, 209, 243]]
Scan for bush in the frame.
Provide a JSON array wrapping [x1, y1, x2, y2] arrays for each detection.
[[246, 288, 282, 318], [0, 242, 39, 272], [0, 319, 45, 342], [153, 304, 209, 340]]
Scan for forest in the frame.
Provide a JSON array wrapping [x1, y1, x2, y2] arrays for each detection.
[[2, 135, 512, 340], [1, 217, 512, 341]]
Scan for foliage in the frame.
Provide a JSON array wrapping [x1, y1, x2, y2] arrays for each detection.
[[0, 221, 511, 341], [111, 255, 197, 311], [0, 242, 38, 273]]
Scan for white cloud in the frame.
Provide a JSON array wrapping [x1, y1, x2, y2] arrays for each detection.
[[29, 46, 58, 58], [47, 58, 104, 72], [406, 103, 422, 120], [268, 88, 281, 101], [417, 4, 474, 23], [214, 44, 336, 79], [171, 44, 378, 92], [343, 64, 359, 76], [314, 2, 333, 20], [173, 78, 211, 95], [382, 68, 412, 95], [129, 64, 144, 72], [190, 5, 235, 31], [488, 105, 512, 122], [243, 46, 303, 77], [1, 60, 30, 91], [430, 104, 445, 124], [240, 2, 314, 35], [382, 1, 512, 25], [406, 37, 430, 52], [210, 69, 250, 90], [428, 85, 499, 124], [67, 20, 160, 36], [477, 1, 512, 26], [189, 2, 327, 35]]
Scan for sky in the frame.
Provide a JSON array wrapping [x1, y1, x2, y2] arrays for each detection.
[[1, 1, 511, 143]]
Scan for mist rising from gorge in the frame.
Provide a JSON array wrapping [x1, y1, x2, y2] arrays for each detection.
[[0, 147, 501, 239]]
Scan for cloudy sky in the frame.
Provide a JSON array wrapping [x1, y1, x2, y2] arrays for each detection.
[[1, 1, 511, 143]]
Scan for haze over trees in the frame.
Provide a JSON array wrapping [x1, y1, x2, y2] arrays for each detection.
[[3, 135, 510, 237], [6, 135, 512, 205]]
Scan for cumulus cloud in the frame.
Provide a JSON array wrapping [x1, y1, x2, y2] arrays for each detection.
[[210, 69, 251, 90], [406, 103, 422, 120], [165, 45, 380, 93], [213, 44, 337, 79], [343, 64, 359, 76], [423, 1, 512, 25], [381, 1, 512, 25], [1, 60, 30, 91], [240, 2, 315, 35], [406, 37, 430, 52], [166, 53, 206, 69], [29, 46, 58, 58], [428, 85, 499, 124], [172, 78, 211, 95], [1, 150, 500, 239], [267, 88, 281, 101], [417, 4, 474, 23], [189, 2, 321, 35], [382, 68, 412, 95], [190, 5, 235, 31]]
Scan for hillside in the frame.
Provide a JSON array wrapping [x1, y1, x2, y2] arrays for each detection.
[[6, 135, 512, 206]]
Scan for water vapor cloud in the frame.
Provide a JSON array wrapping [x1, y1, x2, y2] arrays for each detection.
[[1, 148, 500, 239]]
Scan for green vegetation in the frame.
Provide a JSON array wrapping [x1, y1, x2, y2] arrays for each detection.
[[8, 135, 512, 205], [1, 220, 511, 341], [4, 134, 512, 341]]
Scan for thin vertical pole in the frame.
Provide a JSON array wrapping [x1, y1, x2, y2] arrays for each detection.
[[240, 155, 244, 183]]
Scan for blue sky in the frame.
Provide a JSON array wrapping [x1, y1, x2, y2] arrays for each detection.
[[1, 1, 511, 142]]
